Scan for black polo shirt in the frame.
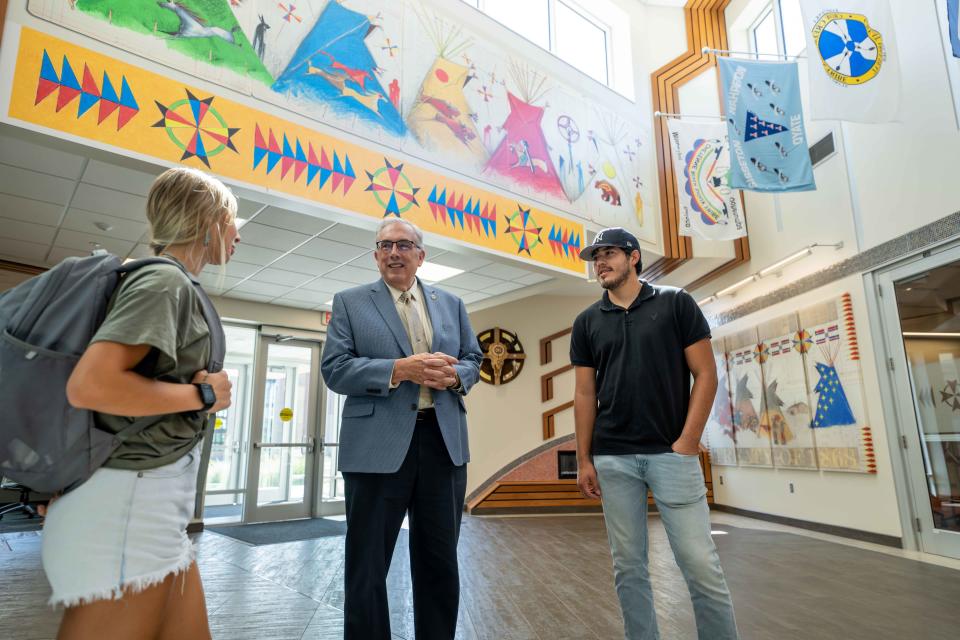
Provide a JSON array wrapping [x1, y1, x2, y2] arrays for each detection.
[[569, 283, 711, 455]]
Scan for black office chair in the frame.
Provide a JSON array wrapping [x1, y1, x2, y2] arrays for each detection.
[[0, 479, 39, 520]]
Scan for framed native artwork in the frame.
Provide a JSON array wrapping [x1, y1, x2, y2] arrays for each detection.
[[725, 329, 773, 467], [704, 341, 737, 466], [798, 294, 876, 473], [711, 293, 876, 474], [758, 314, 818, 470]]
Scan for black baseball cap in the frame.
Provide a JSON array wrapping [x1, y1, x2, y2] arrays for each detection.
[[578, 227, 640, 260]]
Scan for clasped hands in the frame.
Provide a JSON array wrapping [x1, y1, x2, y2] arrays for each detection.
[[392, 352, 460, 389]]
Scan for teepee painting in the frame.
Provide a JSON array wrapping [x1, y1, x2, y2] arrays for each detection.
[[405, 10, 486, 166], [272, 0, 406, 136], [798, 294, 876, 473], [758, 315, 818, 470], [484, 62, 566, 199], [726, 329, 773, 467], [705, 341, 737, 466], [228, 1, 324, 81], [29, 0, 656, 242]]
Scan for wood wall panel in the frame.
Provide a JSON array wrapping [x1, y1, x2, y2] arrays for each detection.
[[646, 0, 751, 287]]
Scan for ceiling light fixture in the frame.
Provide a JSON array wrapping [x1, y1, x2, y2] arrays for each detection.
[[715, 274, 758, 298], [417, 261, 464, 283], [757, 247, 813, 277], [699, 242, 844, 306], [94, 221, 113, 233]]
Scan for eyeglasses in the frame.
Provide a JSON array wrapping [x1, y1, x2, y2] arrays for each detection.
[[375, 240, 420, 252]]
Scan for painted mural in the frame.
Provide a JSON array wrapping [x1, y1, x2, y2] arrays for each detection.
[[725, 328, 773, 467], [26, 0, 654, 242], [758, 314, 817, 470], [703, 340, 737, 466], [797, 294, 875, 473], [5, 26, 586, 273], [705, 293, 876, 474]]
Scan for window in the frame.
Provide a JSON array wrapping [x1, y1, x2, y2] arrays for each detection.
[[749, 0, 806, 59], [554, 1, 609, 84], [750, 6, 780, 58], [483, 0, 551, 51], [460, 0, 619, 90], [778, 0, 806, 58]]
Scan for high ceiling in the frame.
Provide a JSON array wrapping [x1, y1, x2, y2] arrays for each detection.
[[0, 126, 606, 310]]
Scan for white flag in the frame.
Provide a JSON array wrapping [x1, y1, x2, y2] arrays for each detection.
[[666, 119, 746, 241], [800, 1, 901, 122]]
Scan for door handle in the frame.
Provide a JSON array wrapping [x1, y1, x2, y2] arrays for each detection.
[[253, 437, 315, 453]]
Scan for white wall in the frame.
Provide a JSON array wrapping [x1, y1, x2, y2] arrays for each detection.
[[212, 295, 327, 332], [709, 274, 903, 537], [464, 293, 596, 495], [666, 0, 960, 538], [691, 0, 960, 306]]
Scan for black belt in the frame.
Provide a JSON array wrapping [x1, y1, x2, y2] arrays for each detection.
[[416, 407, 436, 421]]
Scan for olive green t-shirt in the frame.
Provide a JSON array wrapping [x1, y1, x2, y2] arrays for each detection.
[[91, 263, 211, 470]]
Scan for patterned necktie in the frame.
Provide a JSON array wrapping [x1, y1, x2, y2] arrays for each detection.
[[399, 291, 432, 408], [399, 291, 428, 354]]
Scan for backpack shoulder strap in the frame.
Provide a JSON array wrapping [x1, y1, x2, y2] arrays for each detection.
[[193, 285, 225, 374], [106, 257, 224, 448], [119, 257, 225, 373]]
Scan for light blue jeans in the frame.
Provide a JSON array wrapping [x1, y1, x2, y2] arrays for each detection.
[[594, 452, 739, 640]]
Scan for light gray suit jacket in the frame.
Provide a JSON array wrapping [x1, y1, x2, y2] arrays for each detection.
[[320, 278, 482, 473]]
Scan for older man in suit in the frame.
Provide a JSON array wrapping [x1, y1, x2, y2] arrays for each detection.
[[321, 218, 482, 640]]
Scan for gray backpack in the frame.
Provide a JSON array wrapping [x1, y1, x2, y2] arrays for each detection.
[[0, 253, 225, 494]]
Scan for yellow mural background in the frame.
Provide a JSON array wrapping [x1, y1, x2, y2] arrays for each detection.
[[7, 27, 587, 275]]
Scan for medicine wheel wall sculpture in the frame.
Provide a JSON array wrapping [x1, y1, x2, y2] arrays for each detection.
[[477, 327, 526, 385]]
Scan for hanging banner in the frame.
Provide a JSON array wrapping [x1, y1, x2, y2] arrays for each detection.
[[666, 119, 746, 241], [950, 0, 960, 58], [799, 1, 901, 122], [718, 58, 815, 193]]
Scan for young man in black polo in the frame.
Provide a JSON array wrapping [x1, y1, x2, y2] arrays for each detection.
[[571, 227, 738, 640]]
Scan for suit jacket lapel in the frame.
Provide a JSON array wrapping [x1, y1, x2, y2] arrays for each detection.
[[370, 280, 413, 356], [419, 277, 443, 352]]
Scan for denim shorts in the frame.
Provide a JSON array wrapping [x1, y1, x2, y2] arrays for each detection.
[[41, 446, 200, 607]]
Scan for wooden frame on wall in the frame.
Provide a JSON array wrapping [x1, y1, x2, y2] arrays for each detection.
[[646, 0, 751, 287]]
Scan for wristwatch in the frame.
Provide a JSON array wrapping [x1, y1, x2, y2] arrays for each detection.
[[193, 383, 217, 412]]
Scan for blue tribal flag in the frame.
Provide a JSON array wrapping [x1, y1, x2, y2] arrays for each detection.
[[718, 58, 816, 192], [811, 362, 856, 428], [950, 0, 960, 58]]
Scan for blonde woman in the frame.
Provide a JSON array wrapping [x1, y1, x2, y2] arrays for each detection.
[[41, 167, 241, 640]]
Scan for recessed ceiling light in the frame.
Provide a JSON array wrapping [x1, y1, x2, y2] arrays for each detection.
[[236, 217, 249, 228], [417, 261, 464, 283]]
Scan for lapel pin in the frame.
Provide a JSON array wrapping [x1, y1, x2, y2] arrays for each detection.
[[430, 292, 438, 300]]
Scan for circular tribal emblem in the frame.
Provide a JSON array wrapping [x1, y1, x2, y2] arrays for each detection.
[[683, 137, 732, 227], [152, 89, 239, 168], [504, 206, 542, 255], [477, 327, 526, 385], [365, 158, 420, 217], [812, 12, 885, 86]]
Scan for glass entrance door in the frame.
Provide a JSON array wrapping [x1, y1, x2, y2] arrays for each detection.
[[879, 246, 960, 558], [244, 337, 321, 523], [202, 325, 256, 524]]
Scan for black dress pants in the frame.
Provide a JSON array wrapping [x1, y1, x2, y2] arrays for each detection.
[[342, 409, 467, 640]]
